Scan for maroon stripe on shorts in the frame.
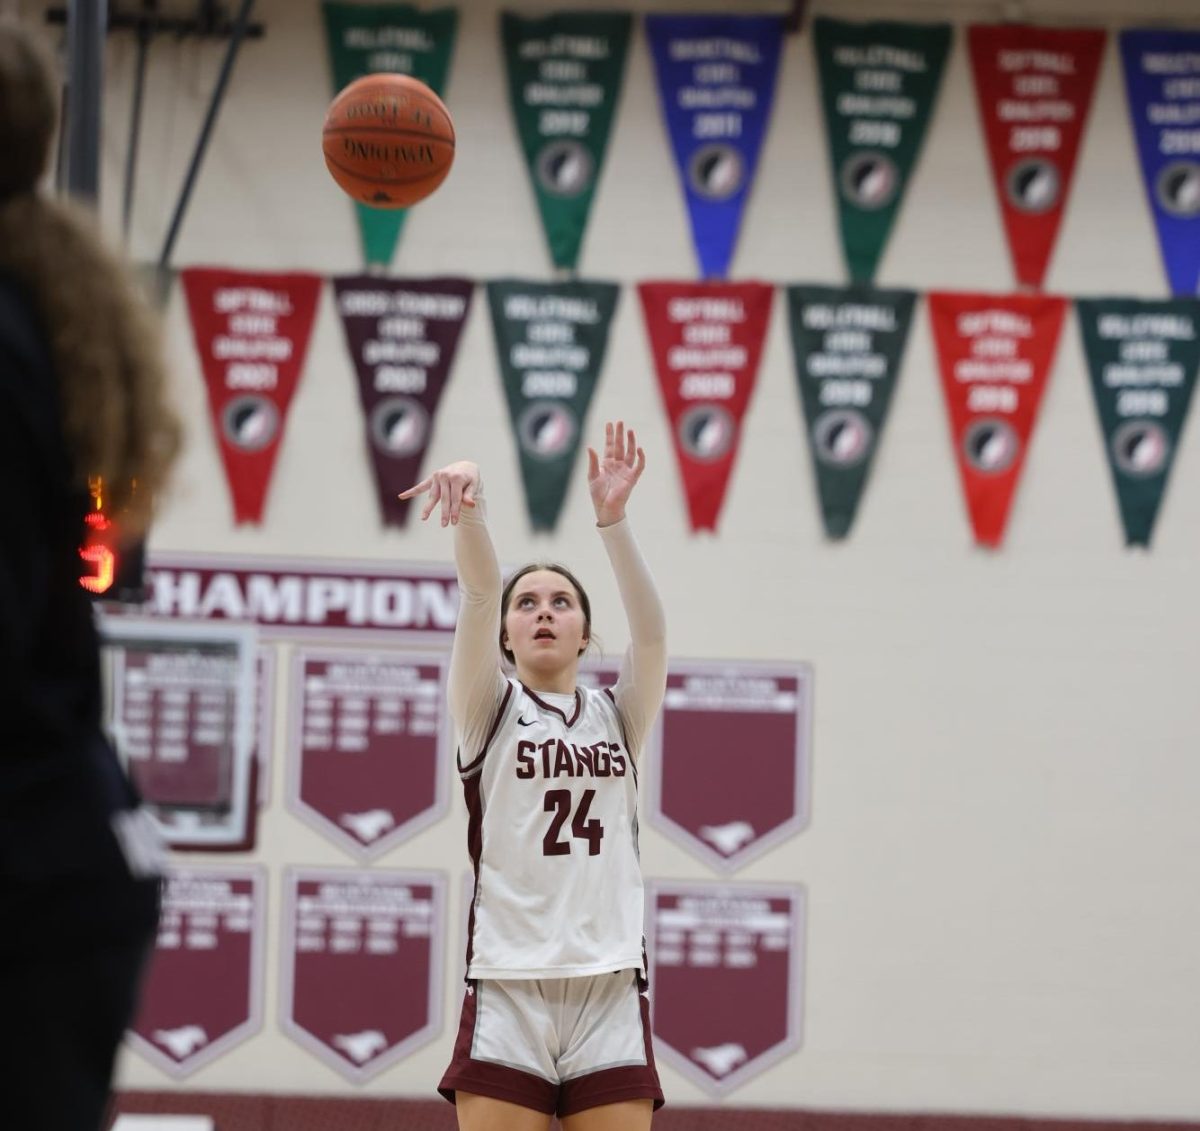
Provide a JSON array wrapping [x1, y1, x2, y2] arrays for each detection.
[[557, 980, 665, 1117], [437, 984, 558, 1114]]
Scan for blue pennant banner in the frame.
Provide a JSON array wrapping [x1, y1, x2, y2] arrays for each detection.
[[1119, 29, 1200, 296], [646, 14, 784, 279]]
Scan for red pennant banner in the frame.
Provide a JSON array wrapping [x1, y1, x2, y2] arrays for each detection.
[[929, 291, 1067, 547], [182, 268, 323, 524], [968, 25, 1105, 290], [638, 281, 773, 532]]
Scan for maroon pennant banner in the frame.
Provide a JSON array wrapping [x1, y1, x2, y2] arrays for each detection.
[[638, 281, 774, 531], [281, 868, 446, 1083], [650, 661, 812, 873], [968, 25, 1105, 289], [285, 648, 448, 859], [181, 268, 322, 524], [332, 276, 473, 526], [127, 867, 266, 1077], [929, 291, 1067, 547], [648, 880, 806, 1097]]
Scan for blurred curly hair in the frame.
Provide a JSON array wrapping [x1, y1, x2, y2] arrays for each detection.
[[0, 22, 181, 537]]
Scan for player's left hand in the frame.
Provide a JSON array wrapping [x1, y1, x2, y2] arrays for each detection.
[[588, 420, 645, 527]]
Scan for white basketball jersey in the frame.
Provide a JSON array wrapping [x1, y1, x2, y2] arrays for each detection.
[[459, 678, 645, 980]]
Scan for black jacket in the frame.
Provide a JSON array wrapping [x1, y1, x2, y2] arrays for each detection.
[[0, 273, 157, 954]]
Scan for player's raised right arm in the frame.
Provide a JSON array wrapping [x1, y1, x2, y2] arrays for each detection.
[[399, 461, 507, 749]]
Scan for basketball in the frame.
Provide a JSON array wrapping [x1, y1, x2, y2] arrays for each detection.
[[322, 73, 455, 209]]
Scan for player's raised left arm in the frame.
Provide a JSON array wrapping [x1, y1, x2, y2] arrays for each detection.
[[589, 422, 667, 759]]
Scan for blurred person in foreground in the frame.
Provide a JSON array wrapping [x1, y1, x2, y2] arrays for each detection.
[[0, 22, 182, 1131]]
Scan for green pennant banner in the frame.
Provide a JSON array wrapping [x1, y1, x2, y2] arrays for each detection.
[[487, 279, 620, 530], [786, 284, 916, 538], [501, 11, 632, 271], [321, 2, 458, 267], [1077, 298, 1200, 547], [813, 17, 952, 283]]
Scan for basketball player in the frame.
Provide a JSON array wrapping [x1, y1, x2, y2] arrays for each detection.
[[0, 23, 180, 1131], [400, 421, 666, 1131]]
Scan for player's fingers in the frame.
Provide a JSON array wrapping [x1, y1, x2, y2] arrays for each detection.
[[626, 427, 637, 466], [421, 477, 443, 521], [587, 446, 600, 480], [614, 420, 625, 462], [398, 475, 432, 500], [605, 420, 614, 461], [440, 474, 454, 526], [462, 487, 476, 508], [635, 446, 646, 478], [448, 477, 465, 524]]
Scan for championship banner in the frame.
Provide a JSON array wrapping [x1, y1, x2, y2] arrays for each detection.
[[1077, 298, 1200, 546], [639, 281, 773, 532], [332, 276, 473, 526], [285, 648, 448, 859], [1120, 30, 1200, 296], [486, 279, 620, 530], [127, 867, 266, 1078], [321, 2, 458, 267], [968, 24, 1106, 290], [281, 867, 446, 1083], [929, 291, 1067, 547], [645, 14, 784, 279], [648, 880, 806, 1097], [649, 661, 812, 873], [786, 284, 917, 537], [812, 18, 952, 284], [501, 11, 632, 271], [181, 268, 322, 525]]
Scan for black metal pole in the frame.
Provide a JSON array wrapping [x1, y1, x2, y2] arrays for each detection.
[[122, 2, 156, 238], [157, 0, 256, 270], [64, 0, 107, 201]]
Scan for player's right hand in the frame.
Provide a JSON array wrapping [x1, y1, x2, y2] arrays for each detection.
[[398, 460, 480, 526]]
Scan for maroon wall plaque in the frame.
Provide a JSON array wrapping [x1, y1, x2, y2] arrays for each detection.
[[254, 649, 275, 805], [648, 881, 806, 1097], [650, 661, 812, 872], [286, 649, 448, 859], [127, 867, 266, 1077], [280, 868, 446, 1083]]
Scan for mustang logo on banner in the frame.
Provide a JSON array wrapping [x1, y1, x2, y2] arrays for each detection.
[[487, 279, 620, 530], [1120, 29, 1200, 296], [969, 24, 1106, 290], [813, 18, 952, 284], [646, 15, 784, 279], [331, 276, 473, 526], [929, 291, 1067, 547], [321, 2, 459, 268], [786, 284, 917, 538], [639, 281, 773, 532], [1077, 298, 1200, 546], [181, 267, 322, 525], [501, 11, 632, 271]]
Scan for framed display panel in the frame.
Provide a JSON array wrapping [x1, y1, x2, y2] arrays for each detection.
[[97, 613, 259, 851]]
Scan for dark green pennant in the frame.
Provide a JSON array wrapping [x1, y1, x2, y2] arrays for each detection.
[[486, 279, 620, 530], [1077, 297, 1200, 547], [501, 11, 631, 271], [786, 284, 916, 538], [322, 2, 458, 267], [813, 18, 951, 284]]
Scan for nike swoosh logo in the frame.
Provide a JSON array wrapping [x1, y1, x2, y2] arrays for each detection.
[[517, 717, 536, 727]]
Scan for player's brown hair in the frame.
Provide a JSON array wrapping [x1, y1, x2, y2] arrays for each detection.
[[500, 564, 593, 665], [0, 23, 181, 538]]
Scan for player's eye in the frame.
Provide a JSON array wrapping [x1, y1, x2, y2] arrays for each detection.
[[554, 596, 570, 607], [518, 596, 534, 608]]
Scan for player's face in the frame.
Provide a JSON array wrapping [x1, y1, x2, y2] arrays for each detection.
[[503, 570, 589, 676]]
